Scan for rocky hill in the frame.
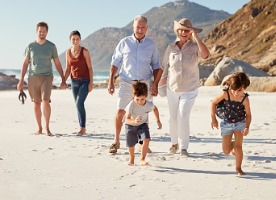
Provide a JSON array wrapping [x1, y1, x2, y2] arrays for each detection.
[[203, 0, 276, 75], [59, 0, 230, 71]]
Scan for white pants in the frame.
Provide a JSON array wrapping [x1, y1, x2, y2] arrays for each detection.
[[167, 88, 198, 150]]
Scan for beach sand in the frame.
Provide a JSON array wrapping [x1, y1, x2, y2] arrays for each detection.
[[0, 86, 275, 200]]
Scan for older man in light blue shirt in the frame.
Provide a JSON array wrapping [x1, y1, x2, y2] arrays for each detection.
[[111, 34, 160, 81], [108, 15, 162, 153]]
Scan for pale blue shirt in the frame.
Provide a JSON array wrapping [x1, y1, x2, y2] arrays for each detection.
[[111, 34, 161, 81]]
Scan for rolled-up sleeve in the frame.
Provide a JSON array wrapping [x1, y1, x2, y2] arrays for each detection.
[[111, 41, 123, 68], [161, 44, 171, 77], [151, 44, 161, 70]]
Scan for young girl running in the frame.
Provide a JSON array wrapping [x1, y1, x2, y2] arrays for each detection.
[[211, 72, 252, 176]]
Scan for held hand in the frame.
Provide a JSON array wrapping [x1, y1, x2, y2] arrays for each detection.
[[151, 84, 158, 96], [242, 128, 249, 136], [60, 81, 67, 89], [157, 121, 162, 129]]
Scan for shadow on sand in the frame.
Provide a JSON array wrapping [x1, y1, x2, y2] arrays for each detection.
[[153, 166, 276, 180]]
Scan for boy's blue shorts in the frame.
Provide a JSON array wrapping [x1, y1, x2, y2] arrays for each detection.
[[125, 123, 150, 147]]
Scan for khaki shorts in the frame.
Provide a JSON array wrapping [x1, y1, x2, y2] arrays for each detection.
[[117, 79, 152, 109], [28, 76, 53, 102]]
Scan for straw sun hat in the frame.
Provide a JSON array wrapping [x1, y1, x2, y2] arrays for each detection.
[[174, 18, 203, 34]]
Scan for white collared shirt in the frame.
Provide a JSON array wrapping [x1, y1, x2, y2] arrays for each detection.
[[161, 40, 201, 92]]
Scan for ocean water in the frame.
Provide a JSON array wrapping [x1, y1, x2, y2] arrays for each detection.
[[0, 69, 109, 86]]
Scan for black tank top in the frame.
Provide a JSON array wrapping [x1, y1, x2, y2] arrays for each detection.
[[216, 89, 248, 123]]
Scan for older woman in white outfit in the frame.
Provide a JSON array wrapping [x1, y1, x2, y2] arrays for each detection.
[[160, 18, 210, 156]]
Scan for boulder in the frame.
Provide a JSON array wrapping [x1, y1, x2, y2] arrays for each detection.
[[199, 65, 215, 79], [0, 72, 27, 90], [204, 56, 269, 86]]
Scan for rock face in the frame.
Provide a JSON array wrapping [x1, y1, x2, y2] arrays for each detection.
[[204, 57, 269, 86], [0, 72, 26, 90], [203, 0, 276, 75]]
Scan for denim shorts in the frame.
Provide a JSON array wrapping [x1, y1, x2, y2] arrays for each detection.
[[125, 123, 150, 147], [220, 120, 245, 136]]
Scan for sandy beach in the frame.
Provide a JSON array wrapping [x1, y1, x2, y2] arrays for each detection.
[[0, 86, 275, 200]]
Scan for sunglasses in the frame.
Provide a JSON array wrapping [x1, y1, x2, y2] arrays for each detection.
[[177, 29, 190, 33]]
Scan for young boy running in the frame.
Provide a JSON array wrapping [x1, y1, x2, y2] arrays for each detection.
[[125, 81, 162, 166]]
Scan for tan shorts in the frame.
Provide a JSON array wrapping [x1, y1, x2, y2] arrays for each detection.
[[28, 76, 53, 102], [117, 79, 152, 109]]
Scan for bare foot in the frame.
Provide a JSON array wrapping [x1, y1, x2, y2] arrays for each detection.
[[231, 148, 235, 155], [128, 157, 135, 166], [236, 168, 245, 176], [77, 128, 86, 136], [128, 162, 134, 166], [140, 160, 151, 166], [46, 129, 53, 136], [35, 130, 42, 135]]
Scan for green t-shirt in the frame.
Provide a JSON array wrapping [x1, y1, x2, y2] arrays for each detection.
[[25, 40, 58, 77]]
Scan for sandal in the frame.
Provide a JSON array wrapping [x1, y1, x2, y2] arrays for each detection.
[[168, 145, 179, 154], [18, 89, 27, 104], [109, 143, 120, 153]]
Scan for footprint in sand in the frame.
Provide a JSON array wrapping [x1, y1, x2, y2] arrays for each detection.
[[129, 184, 136, 188], [158, 156, 167, 161]]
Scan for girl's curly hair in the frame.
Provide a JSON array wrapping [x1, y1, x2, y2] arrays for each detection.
[[223, 72, 250, 90]]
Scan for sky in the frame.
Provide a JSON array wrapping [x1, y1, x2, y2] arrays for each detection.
[[0, 0, 249, 70]]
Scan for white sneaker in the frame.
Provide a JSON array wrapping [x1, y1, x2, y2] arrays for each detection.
[[180, 149, 189, 157]]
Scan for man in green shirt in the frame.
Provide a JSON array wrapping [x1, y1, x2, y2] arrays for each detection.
[[17, 22, 66, 136]]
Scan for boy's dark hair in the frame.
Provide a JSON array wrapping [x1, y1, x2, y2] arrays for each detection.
[[132, 81, 148, 97], [69, 30, 81, 39], [223, 72, 250, 90], [36, 22, 48, 31]]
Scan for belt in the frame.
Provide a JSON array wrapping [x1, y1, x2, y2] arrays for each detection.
[[72, 78, 89, 81]]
